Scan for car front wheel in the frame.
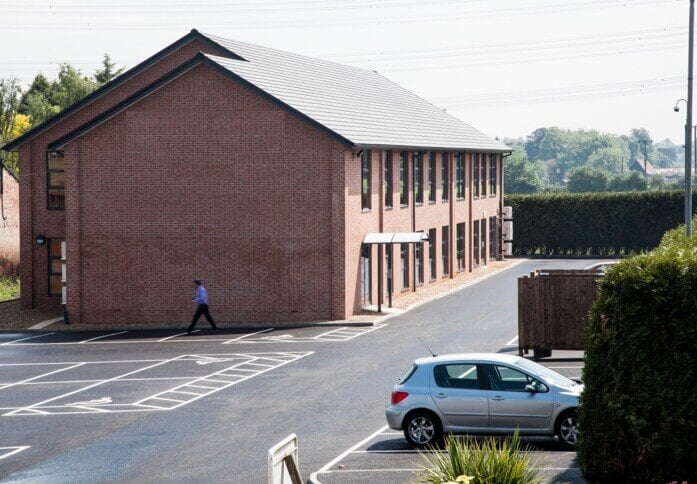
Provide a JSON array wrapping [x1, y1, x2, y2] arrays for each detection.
[[403, 411, 442, 448], [555, 410, 579, 449]]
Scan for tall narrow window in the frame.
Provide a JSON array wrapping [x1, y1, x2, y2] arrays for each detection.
[[414, 152, 423, 205], [455, 153, 464, 199], [489, 216, 498, 261], [47, 151, 65, 210], [400, 152, 409, 207], [481, 218, 487, 264], [48, 238, 64, 296], [384, 151, 393, 209], [401, 243, 410, 289], [480, 153, 487, 197], [456, 222, 465, 271], [428, 153, 436, 203], [472, 153, 480, 198], [361, 151, 371, 210], [489, 154, 497, 195], [473, 220, 480, 266], [442, 226, 450, 276], [386, 246, 393, 296], [428, 228, 436, 280], [441, 153, 449, 202], [415, 240, 424, 285]]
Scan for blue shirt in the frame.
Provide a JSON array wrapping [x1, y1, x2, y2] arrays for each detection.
[[193, 285, 208, 305]]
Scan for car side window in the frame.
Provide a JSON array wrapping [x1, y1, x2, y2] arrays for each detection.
[[433, 364, 480, 390], [485, 365, 548, 393]]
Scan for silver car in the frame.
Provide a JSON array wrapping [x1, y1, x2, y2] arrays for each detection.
[[385, 353, 581, 449]]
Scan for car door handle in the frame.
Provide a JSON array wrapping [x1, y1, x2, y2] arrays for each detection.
[[490, 396, 504, 401], [434, 393, 447, 399]]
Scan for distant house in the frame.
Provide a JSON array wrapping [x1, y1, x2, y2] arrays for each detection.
[[630, 157, 658, 177], [0, 162, 19, 274], [1, 29, 509, 325]]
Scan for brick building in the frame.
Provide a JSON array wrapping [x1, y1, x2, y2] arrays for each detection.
[[0, 162, 19, 274], [2, 30, 509, 325]]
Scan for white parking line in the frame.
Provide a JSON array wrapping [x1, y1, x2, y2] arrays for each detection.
[[0, 446, 30, 461], [222, 328, 273, 344], [1, 333, 54, 345], [158, 330, 198, 342], [78, 331, 128, 343], [0, 363, 85, 391], [505, 335, 519, 346]]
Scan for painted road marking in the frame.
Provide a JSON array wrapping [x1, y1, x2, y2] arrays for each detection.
[[0, 363, 85, 391], [505, 335, 519, 346], [222, 328, 273, 344], [2, 352, 313, 416], [0, 446, 30, 461], [78, 331, 128, 343], [238, 324, 387, 344], [1, 333, 55, 345], [158, 330, 199, 342]]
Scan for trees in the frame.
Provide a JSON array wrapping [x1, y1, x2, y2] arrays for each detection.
[[607, 172, 648, 192], [94, 54, 124, 84], [503, 146, 549, 194]]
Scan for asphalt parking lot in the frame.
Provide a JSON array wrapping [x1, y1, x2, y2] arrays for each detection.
[[311, 350, 585, 484]]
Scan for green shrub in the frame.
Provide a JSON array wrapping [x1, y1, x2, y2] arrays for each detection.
[[579, 238, 697, 482], [505, 190, 696, 255], [416, 432, 539, 484]]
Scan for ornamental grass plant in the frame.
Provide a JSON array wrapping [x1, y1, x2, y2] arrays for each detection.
[[415, 432, 539, 484]]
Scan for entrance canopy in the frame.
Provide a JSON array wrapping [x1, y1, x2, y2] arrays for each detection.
[[363, 232, 428, 244]]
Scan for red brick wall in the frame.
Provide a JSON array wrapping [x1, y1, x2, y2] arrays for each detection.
[[18, 37, 232, 310], [0, 167, 19, 272], [64, 62, 347, 325]]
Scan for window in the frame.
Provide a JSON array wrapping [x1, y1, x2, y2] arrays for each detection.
[[415, 240, 424, 285], [428, 228, 436, 280], [480, 153, 487, 197], [484, 365, 547, 393], [489, 154, 497, 195], [442, 226, 449, 276], [400, 152, 409, 207], [489, 216, 498, 261], [48, 238, 64, 296], [414, 152, 423, 205], [455, 153, 464, 199], [473, 220, 480, 266], [401, 243, 409, 289], [47, 152, 65, 210], [361, 151, 371, 210], [473, 154, 479, 195], [428, 153, 436, 203], [434, 364, 480, 390], [385, 245, 393, 295], [456, 222, 465, 272], [481, 218, 487, 264], [384, 151, 393, 209], [441, 153, 449, 202]]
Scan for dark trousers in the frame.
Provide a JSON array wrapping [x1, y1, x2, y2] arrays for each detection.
[[187, 304, 217, 332]]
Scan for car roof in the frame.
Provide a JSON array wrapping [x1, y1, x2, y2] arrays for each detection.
[[414, 353, 523, 366]]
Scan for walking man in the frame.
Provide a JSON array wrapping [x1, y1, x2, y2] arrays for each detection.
[[187, 280, 217, 334]]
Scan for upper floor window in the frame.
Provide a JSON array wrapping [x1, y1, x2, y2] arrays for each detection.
[[384, 151, 393, 209], [441, 153, 449, 202], [400, 152, 409, 207], [361, 151, 371, 211], [47, 151, 65, 210], [455, 153, 464, 199], [428, 153, 436, 203], [480, 153, 487, 197], [414, 152, 423, 205], [489, 154, 497, 195], [472, 153, 480, 198]]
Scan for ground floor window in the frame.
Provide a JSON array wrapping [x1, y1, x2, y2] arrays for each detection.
[[428, 228, 436, 281], [473, 220, 480, 267], [442, 226, 449, 276], [360, 245, 371, 306], [489, 216, 498, 261], [385, 245, 393, 296], [48, 238, 64, 296], [456, 222, 465, 272], [401, 244, 409, 290], [415, 241, 424, 285], [481, 218, 487, 264]]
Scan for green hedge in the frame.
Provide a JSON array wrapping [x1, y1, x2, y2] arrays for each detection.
[[578, 228, 697, 482], [505, 190, 696, 255]]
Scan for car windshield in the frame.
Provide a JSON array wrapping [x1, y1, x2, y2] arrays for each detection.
[[515, 358, 577, 388]]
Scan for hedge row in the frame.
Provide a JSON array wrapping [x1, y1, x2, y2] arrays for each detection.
[[505, 190, 696, 255], [579, 221, 697, 482]]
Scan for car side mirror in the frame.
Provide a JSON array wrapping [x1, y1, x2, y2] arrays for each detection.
[[524, 384, 537, 393]]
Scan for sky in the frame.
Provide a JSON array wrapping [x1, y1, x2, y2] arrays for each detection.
[[2, 0, 695, 144]]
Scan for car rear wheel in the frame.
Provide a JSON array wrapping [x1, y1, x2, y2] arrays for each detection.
[[555, 410, 579, 450], [403, 411, 442, 448]]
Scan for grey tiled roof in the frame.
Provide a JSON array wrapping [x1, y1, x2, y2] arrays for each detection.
[[202, 33, 509, 152]]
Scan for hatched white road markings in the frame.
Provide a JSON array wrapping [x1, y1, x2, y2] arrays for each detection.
[[0, 446, 30, 461], [235, 324, 387, 344], [2, 352, 313, 416]]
